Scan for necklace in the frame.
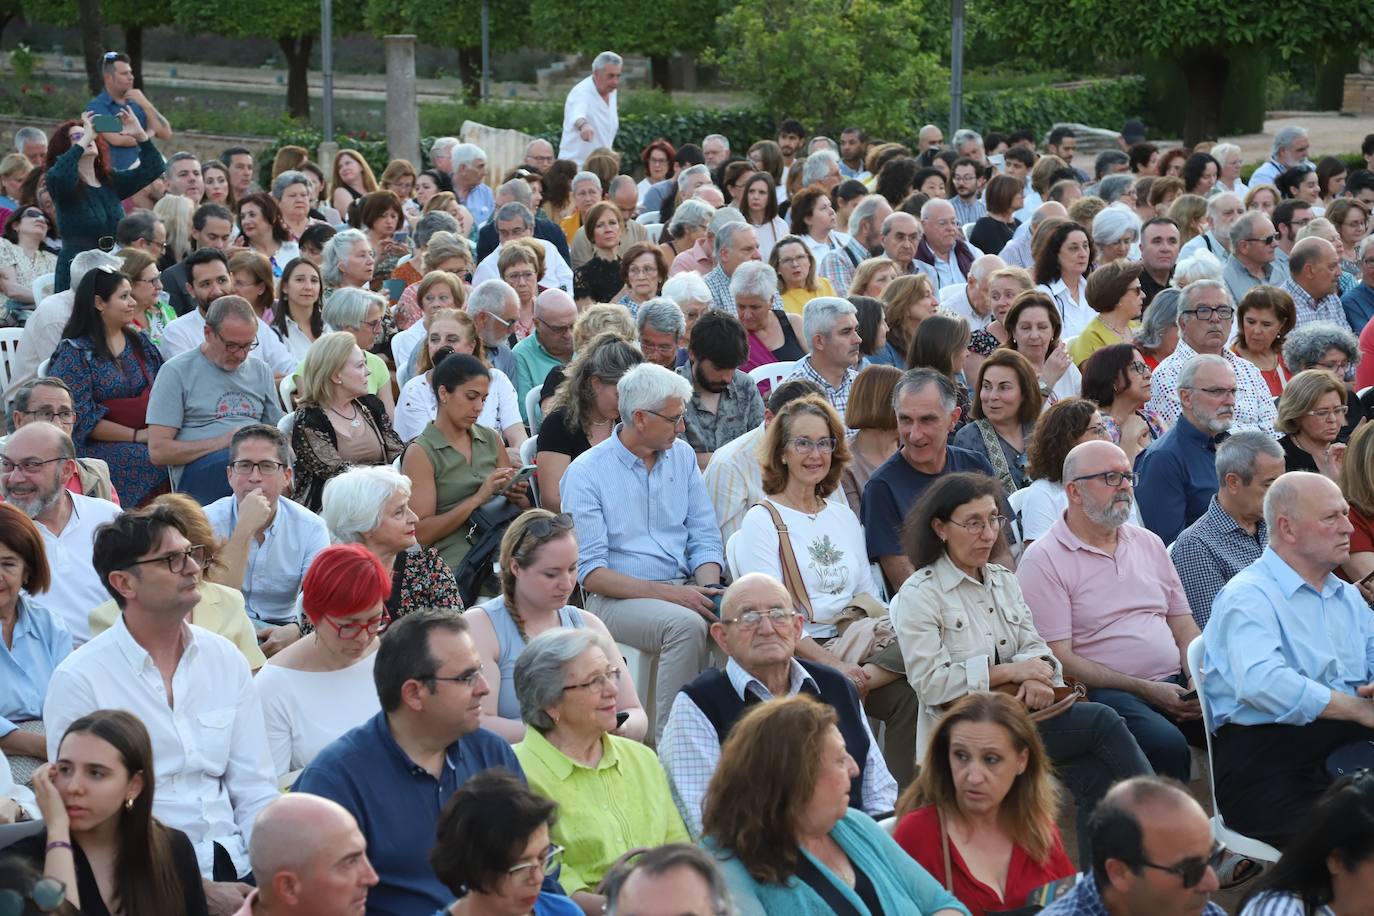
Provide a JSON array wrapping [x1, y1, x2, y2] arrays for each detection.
[[1100, 314, 1134, 339], [328, 402, 363, 428]]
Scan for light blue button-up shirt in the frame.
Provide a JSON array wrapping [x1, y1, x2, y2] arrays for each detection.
[[204, 494, 329, 626], [0, 596, 72, 736], [561, 425, 723, 584], [1203, 547, 1374, 728]]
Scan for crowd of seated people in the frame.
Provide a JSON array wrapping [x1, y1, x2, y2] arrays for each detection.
[[5, 87, 1374, 916]]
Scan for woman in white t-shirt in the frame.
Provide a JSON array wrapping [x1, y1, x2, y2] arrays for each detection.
[[393, 308, 525, 446], [255, 544, 388, 780]]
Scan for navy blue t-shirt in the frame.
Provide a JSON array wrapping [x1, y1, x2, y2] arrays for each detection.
[[860, 445, 996, 561]]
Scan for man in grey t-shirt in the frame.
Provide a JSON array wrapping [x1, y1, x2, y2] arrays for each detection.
[[148, 295, 283, 504]]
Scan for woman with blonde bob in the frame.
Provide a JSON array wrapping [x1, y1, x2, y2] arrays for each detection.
[[1275, 368, 1348, 479], [893, 693, 1074, 915], [874, 273, 939, 366], [702, 694, 965, 915], [849, 257, 899, 299], [290, 331, 403, 511], [841, 365, 902, 514]]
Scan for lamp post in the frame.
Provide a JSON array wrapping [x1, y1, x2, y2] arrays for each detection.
[[949, 0, 965, 137]]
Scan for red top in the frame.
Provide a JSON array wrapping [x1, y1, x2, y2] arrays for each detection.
[[893, 805, 1075, 916]]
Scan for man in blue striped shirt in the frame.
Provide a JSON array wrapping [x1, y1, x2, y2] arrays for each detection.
[[561, 363, 725, 740]]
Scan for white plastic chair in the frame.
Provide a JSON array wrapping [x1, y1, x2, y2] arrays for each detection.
[[519, 435, 538, 466], [725, 531, 741, 581], [617, 642, 657, 734], [1185, 637, 1284, 864], [525, 387, 543, 435], [1360, 386, 1374, 400], [748, 361, 795, 393], [30, 272, 53, 306], [939, 282, 967, 304], [962, 222, 975, 241], [278, 374, 297, 412], [1006, 486, 1029, 545], [35, 358, 49, 380], [635, 210, 661, 226], [878, 815, 898, 835], [0, 328, 22, 393]]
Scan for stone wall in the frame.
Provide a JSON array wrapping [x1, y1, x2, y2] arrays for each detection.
[[0, 115, 275, 166], [1344, 74, 1374, 115]]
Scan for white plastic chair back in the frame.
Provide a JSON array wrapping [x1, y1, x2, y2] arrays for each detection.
[[0, 328, 23, 394], [525, 387, 543, 434], [31, 273, 53, 306], [939, 282, 966, 304], [748, 361, 795, 393]]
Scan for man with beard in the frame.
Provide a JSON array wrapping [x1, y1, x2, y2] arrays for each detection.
[[1134, 355, 1236, 544], [1018, 440, 1204, 782], [0, 422, 119, 644], [782, 298, 862, 417], [677, 311, 763, 470]]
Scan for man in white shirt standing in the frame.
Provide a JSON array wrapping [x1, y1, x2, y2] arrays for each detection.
[[44, 505, 278, 913], [0, 422, 119, 644], [558, 51, 621, 167]]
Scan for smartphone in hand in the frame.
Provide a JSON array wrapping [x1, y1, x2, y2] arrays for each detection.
[[91, 114, 123, 133]]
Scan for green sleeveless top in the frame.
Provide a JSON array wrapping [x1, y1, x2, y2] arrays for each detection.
[[415, 421, 501, 571]]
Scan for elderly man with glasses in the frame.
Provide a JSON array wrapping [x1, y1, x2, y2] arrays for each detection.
[[512, 289, 578, 420], [1223, 210, 1289, 305], [7, 376, 117, 502]]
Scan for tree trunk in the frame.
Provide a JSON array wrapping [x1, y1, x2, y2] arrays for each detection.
[[456, 45, 481, 106], [124, 24, 144, 89], [0, 12, 14, 51], [650, 54, 672, 92], [1177, 50, 1230, 147], [278, 34, 314, 121], [76, 0, 104, 94]]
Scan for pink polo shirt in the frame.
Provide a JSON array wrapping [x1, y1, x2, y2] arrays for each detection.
[[669, 237, 714, 276], [1016, 517, 1190, 682]]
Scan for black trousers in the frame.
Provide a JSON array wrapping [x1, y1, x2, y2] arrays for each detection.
[[1213, 720, 1374, 849]]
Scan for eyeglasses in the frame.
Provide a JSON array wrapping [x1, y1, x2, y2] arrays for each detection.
[[228, 459, 286, 475], [1071, 470, 1136, 487], [1180, 306, 1234, 321], [18, 408, 75, 423], [643, 409, 686, 427], [0, 877, 66, 915], [562, 667, 621, 693], [778, 255, 810, 266], [0, 455, 67, 474], [505, 270, 538, 283], [536, 316, 574, 335], [1315, 361, 1351, 376], [1128, 360, 1150, 376], [789, 436, 837, 454], [362, 318, 384, 332], [134, 274, 163, 287], [626, 265, 659, 278], [1307, 405, 1350, 420], [126, 544, 207, 575], [721, 607, 799, 630], [1243, 233, 1280, 245], [213, 330, 259, 354], [1185, 385, 1238, 399], [639, 340, 677, 356], [1138, 843, 1226, 889], [321, 609, 390, 640], [424, 667, 485, 688], [945, 514, 1008, 535], [506, 844, 565, 882]]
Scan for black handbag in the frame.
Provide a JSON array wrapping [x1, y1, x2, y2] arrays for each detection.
[[449, 494, 522, 606]]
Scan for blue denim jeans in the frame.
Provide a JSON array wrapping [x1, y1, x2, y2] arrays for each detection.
[[1088, 673, 1203, 782], [175, 448, 232, 505]]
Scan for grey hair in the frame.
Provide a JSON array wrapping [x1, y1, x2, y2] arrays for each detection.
[[571, 170, 602, 193], [1091, 205, 1141, 246], [1215, 429, 1284, 486], [892, 367, 957, 413], [1176, 279, 1231, 325], [8, 377, 72, 434], [608, 174, 636, 197], [602, 845, 735, 916], [494, 202, 535, 230], [1271, 125, 1308, 159], [515, 628, 617, 732], [451, 143, 486, 169], [523, 138, 553, 156], [165, 150, 199, 178], [1029, 203, 1066, 230], [320, 228, 369, 287], [1206, 192, 1242, 221], [660, 272, 710, 313], [618, 362, 693, 418], [952, 129, 983, 153], [1094, 149, 1130, 179], [802, 296, 857, 343], [496, 178, 533, 208], [270, 169, 311, 200], [800, 149, 840, 187], [702, 133, 730, 152], [708, 206, 745, 237], [69, 250, 120, 293], [13, 127, 45, 152], [592, 51, 623, 71], [414, 211, 460, 248], [920, 197, 955, 221], [729, 261, 778, 300], [1229, 210, 1272, 249], [668, 198, 715, 239], [430, 136, 459, 159], [321, 466, 413, 543], [1171, 250, 1224, 288], [1211, 142, 1242, 165], [1137, 288, 1181, 348], [1177, 353, 1232, 391], [115, 209, 162, 247], [1096, 174, 1135, 205], [1281, 321, 1359, 371], [1296, 217, 1339, 245], [205, 295, 257, 330], [849, 195, 888, 236], [677, 164, 710, 194], [1359, 235, 1374, 261], [466, 279, 517, 318], [635, 297, 686, 337], [323, 286, 383, 331], [713, 220, 755, 260], [968, 254, 1004, 283]]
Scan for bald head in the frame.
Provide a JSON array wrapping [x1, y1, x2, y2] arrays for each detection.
[[721, 572, 790, 620], [1030, 202, 1068, 233], [7, 420, 73, 459], [969, 254, 1005, 283], [1062, 439, 1124, 483], [249, 794, 364, 881], [1290, 236, 1341, 298], [533, 288, 576, 321], [693, 185, 726, 208], [1263, 470, 1336, 532]]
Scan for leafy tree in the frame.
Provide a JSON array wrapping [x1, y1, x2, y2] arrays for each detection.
[[170, 0, 362, 119], [711, 0, 944, 138], [366, 0, 531, 104], [22, 0, 113, 91], [526, 0, 723, 91], [975, 1, 1369, 145]]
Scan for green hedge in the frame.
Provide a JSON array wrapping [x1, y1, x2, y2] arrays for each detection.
[[912, 76, 1147, 139]]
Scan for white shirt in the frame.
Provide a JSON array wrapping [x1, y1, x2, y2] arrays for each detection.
[[390, 321, 426, 385], [471, 239, 574, 294], [279, 316, 315, 362], [941, 288, 994, 331], [5, 290, 73, 404], [158, 308, 297, 375], [557, 75, 618, 167], [255, 652, 381, 777], [393, 367, 521, 443], [0, 747, 37, 819], [927, 249, 967, 291], [30, 492, 121, 643], [1038, 278, 1094, 338], [800, 231, 854, 264], [43, 617, 279, 879]]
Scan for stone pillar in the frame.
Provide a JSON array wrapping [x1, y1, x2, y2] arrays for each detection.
[[384, 35, 421, 167]]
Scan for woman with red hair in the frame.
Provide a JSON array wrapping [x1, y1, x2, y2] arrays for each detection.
[[45, 111, 166, 293], [254, 543, 390, 780], [638, 139, 677, 203]]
